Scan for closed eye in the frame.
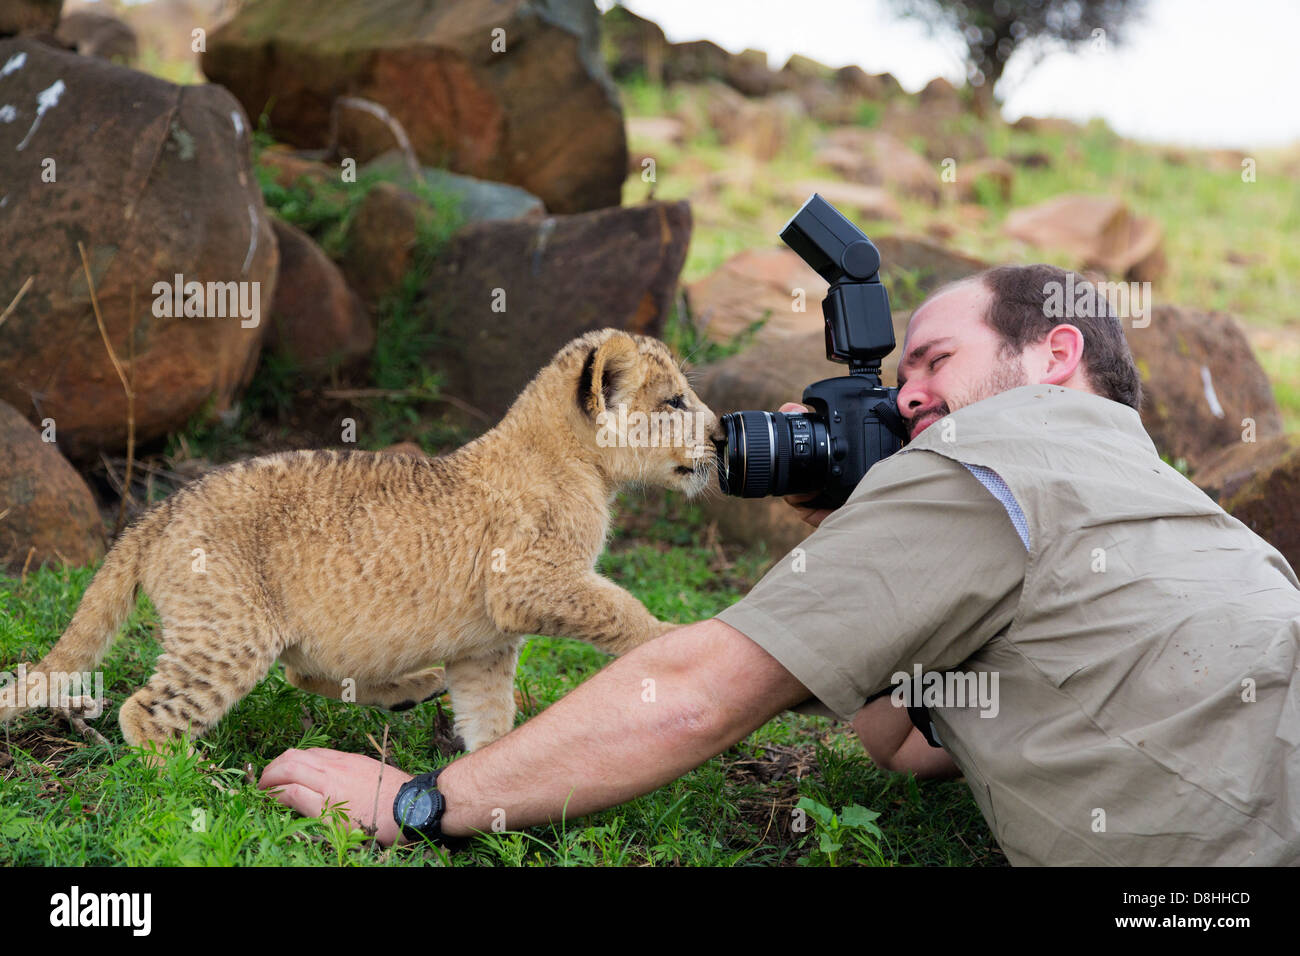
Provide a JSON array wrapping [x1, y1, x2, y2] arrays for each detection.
[[928, 353, 950, 372], [663, 394, 686, 410]]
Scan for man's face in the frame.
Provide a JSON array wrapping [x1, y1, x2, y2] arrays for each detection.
[[895, 280, 1030, 441]]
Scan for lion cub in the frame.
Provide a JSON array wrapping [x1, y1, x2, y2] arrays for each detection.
[[2, 330, 720, 755]]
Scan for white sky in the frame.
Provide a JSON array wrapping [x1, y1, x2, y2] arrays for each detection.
[[598, 0, 1300, 150]]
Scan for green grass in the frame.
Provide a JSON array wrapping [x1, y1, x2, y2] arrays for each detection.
[[0, 490, 1003, 866]]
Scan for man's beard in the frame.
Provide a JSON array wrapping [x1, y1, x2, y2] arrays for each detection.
[[913, 352, 1029, 435], [963, 350, 1031, 407]]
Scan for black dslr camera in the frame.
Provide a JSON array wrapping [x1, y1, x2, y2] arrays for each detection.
[[714, 194, 908, 511]]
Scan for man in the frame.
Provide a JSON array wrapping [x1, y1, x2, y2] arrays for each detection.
[[260, 264, 1300, 865]]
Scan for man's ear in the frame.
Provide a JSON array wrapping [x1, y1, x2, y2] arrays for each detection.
[[1041, 323, 1086, 385], [579, 332, 645, 417]]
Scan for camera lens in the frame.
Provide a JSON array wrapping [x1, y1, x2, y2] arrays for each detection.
[[716, 411, 829, 498]]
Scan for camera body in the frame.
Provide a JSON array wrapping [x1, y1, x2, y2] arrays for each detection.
[[715, 194, 908, 511]]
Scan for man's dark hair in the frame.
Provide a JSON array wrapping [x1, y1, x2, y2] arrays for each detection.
[[972, 263, 1143, 412]]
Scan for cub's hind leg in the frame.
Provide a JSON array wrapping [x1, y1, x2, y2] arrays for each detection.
[[282, 665, 447, 711], [119, 607, 283, 760], [443, 639, 524, 752]]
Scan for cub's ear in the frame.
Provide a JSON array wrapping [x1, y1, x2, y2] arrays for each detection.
[[578, 332, 645, 417]]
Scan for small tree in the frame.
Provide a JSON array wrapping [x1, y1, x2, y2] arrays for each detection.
[[890, 0, 1148, 101]]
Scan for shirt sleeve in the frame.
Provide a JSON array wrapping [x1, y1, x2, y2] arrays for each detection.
[[715, 448, 1028, 720]]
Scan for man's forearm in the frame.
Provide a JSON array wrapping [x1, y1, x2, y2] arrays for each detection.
[[437, 617, 809, 838]]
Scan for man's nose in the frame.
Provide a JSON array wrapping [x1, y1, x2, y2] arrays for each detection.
[[896, 380, 924, 417]]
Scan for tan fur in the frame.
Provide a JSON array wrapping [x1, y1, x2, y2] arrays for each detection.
[[1, 330, 720, 756]]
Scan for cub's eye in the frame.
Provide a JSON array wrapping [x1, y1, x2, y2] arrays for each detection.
[[664, 394, 687, 410]]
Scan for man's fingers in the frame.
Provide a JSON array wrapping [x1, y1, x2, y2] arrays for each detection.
[[265, 781, 327, 819], [258, 747, 342, 793], [778, 402, 810, 414]]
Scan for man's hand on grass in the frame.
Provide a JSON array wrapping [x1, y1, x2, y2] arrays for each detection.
[[258, 747, 412, 847], [778, 402, 836, 527]]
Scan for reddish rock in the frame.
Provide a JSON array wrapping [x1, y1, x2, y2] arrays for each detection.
[[782, 181, 901, 223], [422, 201, 692, 421], [662, 38, 732, 84], [0, 400, 104, 573], [203, 0, 626, 215], [726, 48, 775, 96], [340, 182, 423, 305], [675, 81, 803, 161], [1126, 305, 1283, 470], [870, 235, 988, 304], [0, 38, 277, 462], [687, 249, 829, 347], [266, 219, 372, 374], [1003, 194, 1166, 281], [1011, 115, 1082, 137], [256, 147, 337, 189], [815, 127, 940, 204], [834, 65, 892, 101], [948, 157, 1014, 204], [626, 115, 686, 148], [918, 76, 962, 110]]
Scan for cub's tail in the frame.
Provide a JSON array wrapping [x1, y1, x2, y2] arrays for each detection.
[[1, 511, 157, 723]]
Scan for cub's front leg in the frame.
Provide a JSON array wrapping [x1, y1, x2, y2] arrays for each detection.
[[488, 563, 674, 656]]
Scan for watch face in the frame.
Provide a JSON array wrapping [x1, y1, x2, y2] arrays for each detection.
[[397, 788, 434, 829]]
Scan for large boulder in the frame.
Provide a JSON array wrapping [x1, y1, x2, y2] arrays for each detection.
[[1003, 194, 1166, 281], [266, 219, 372, 374], [202, 0, 626, 215], [870, 236, 988, 304], [422, 200, 692, 420], [0, 38, 277, 462], [1, 0, 60, 36], [687, 249, 829, 347], [0, 399, 104, 573], [1126, 304, 1284, 471]]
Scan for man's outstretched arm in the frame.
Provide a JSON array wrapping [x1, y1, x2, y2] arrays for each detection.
[[259, 617, 810, 845]]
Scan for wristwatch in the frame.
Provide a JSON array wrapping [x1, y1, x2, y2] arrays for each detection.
[[393, 769, 456, 846]]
